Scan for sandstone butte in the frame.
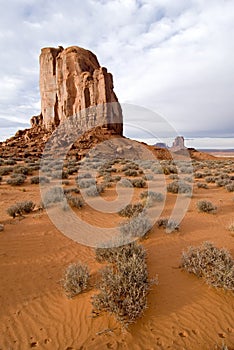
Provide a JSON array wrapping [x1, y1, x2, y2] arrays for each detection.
[[0, 45, 214, 161]]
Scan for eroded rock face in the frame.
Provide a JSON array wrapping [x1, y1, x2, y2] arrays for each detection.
[[39, 46, 123, 135], [171, 136, 186, 151]]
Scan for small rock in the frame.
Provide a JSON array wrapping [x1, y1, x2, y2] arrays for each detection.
[[0, 224, 4, 232], [218, 332, 226, 338], [179, 331, 188, 338]]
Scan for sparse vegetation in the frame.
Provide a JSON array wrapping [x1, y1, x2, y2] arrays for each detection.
[[181, 241, 234, 291], [118, 203, 144, 218], [31, 176, 50, 184], [66, 194, 84, 209], [196, 200, 217, 213], [157, 218, 180, 233], [119, 213, 152, 238], [93, 242, 156, 326], [167, 180, 192, 194], [7, 201, 35, 218], [43, 186, 64, 207], [7, 174, 26, 186], [197, 182, 208, 189], [62, 262, 90, 298]]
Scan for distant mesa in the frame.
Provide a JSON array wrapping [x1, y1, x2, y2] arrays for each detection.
[[154, 136, 186, 152], [154, 142, 168, 149]]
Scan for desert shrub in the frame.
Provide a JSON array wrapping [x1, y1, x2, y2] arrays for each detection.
[[62, 262, 90, 298], [184, 176, 193, 183], [78, 178, 96, 188], [226, 183, 234, 192], [67, 167, 78, 175], [122, 163, 139, 172], [119, 213, 152, 238], [7, 200, 35, 218], [66, 194, 84, 209], [92, 242, 154, 326], [4, 159, 16, 165], [7, 174, 26, 186], [131, 178, 146, 188], [169, 174, 179, 180], [167, 180, 192, 194], [216, 178, 231, 187], [13, 165, 32, 175], [31, 176, 50, 184], [85, 184, 105, 197], [119, 178, 132, 187], [61, 178, 69, 185], [196, 200, 217, 213], [205, 176, 216, 183], [0, 175, 2, 183], [43, 186, 64, 207], [141, 190, 164, 203], [113, 175, 121, 182], [227, 221, 234, 232], [51, 170, 68, 179], [197, 182, 208, 189], [77, 172, 92, 179], [119, 203, 144, 218], [64, 187, 80, 194], [179, 166, 193, 174], [0, 166, 13, 176], [124, 169, 138, 177], [181, 242, 234, 291], [215, 343, 229, 350], [194, 172, 204, 178], [157, 218, 179, 233]]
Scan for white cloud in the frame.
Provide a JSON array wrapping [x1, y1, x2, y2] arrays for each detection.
[[0, 0, 233, 145]]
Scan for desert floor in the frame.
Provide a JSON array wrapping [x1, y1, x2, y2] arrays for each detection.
[[0, 157, 233, 350]]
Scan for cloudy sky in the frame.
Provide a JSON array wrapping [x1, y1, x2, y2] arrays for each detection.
[[0, 0, 234, 148]]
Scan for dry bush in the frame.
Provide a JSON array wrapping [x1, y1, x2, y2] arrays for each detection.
[[13, 165, 32, 175], [62, 262, 90, 298], [140, 191, 164, 203], [119, 213, 152, 238], [31, 176, 50, 184], [197, 182, 208, 189], [93, 242, 156, 326], [43, 186, 64, 207], [196, 200, 217, 213], [85, 184, 105, 197], [124, 169, 138, 177], [130, 178, 146, 188], [157, 218, 180, 233], [181, 241, 234, 291], [65, 194, 84, 209], [7, 201, 35, 218], [167, 180, 192, 194], [119, 178, 132, 187], [4, 159, 16, 165], [227, 221, 234, 232], [205, 176, 216, 183], [78, 178, 96, 188], [226, 183, 234, 192], [7, 174, 26, 186], [118, 203, 144, 218]]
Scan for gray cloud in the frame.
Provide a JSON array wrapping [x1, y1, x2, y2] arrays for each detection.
[[0, 0, 233, 144]]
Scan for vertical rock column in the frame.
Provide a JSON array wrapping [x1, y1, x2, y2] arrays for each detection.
[[39, 46, 123, 135]]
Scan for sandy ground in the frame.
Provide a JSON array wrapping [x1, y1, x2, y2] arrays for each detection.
[[0, 162, 234, 350]]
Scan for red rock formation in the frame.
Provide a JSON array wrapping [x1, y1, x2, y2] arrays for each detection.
[[171, 136, 186, 151], [38, 46, 123, 134]]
